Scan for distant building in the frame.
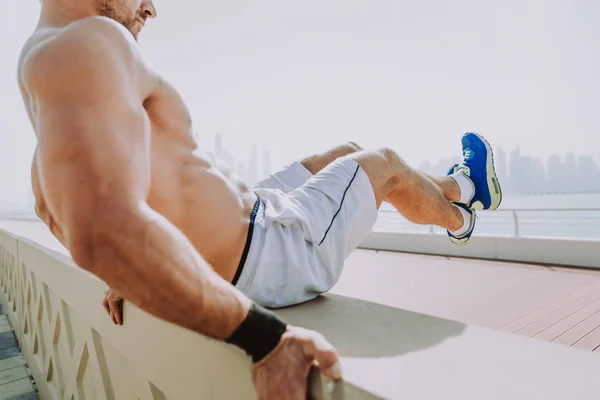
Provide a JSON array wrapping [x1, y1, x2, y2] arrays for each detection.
[[248, 146, 259, 186], [564, 154, 577, 192], [508, 147, 524, 194], [577, 155, 600, 192], [214, 133, 236, 172], [262, 149, 272, 178], [213, 133, 275, 186], [532, 157, 547, 193], [496, 147, 508, 184], [546, 154, 564, 193]]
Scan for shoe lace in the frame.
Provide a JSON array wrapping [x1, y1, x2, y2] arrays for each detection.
[[456, 164, 471, 176], [456, 149, 472, 176]]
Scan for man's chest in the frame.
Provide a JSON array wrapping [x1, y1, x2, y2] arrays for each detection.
[[144, 78, 194, 139]]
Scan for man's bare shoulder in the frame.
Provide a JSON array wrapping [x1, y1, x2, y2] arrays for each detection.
[[20, 17, 142, 93], [71, 16, 137, 42]]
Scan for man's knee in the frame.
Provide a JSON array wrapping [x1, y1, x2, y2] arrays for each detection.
[[372, 147, 411, 178], [376, 147, 402, 165], [346, 141, 363, 152], [333, 142, 362, 158]]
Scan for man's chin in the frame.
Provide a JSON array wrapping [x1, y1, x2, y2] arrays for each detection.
[[130, 26, 143, 41], [121, 23, 140, 41]]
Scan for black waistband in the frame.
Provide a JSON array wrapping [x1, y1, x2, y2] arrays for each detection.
[[231, 198, 261, 287]]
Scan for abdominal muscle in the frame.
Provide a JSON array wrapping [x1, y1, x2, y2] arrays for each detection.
[[146, 146, 258, 283]]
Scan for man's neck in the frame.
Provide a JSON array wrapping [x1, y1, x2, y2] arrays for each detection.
[[39, 0, 98, 28]]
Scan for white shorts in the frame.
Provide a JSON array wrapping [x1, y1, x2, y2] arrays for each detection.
[[233, 157, 378, 308]]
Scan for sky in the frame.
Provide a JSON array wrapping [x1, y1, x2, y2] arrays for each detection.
[[1, 0, 599, 210]]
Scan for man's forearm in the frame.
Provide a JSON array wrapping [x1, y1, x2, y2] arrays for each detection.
[[75, 204, 252, 339]]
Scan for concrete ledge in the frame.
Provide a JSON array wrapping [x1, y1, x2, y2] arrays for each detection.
[[360, 231, 600, 269], [278, 295, 600, 400], [2, 222, 600, 399]]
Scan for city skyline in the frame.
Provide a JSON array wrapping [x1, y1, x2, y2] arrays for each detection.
[[214, 133, 272, 188], [1, 135, 597, 216], [420, 146, 600, 196], [216, 133, 600, 196]]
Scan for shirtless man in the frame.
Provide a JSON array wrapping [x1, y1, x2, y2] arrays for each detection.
[[19, 0, 502, 398]]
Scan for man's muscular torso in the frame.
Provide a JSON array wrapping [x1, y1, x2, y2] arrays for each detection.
[[19, 18, 256, 282]]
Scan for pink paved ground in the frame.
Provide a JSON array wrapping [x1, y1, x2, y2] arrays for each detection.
[[334, 249, 600, 352]]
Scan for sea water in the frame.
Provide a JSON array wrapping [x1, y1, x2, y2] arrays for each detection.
[[375, 193, 600, 239]]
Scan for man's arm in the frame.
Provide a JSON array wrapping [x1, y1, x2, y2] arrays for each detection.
[[23, 18, 250, 339], [23, 20, 342, 397]]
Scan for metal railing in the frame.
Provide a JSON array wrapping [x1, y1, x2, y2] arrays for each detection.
[[374, 207, 600, 240], [3, 208, 600, 240]]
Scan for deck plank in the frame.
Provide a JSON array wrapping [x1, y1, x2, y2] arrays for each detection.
[[485, 280, 600, 329], [572, 324, 600, 351], [514, 287, 600, 337], [496, 285, 600, 333], [535, 297, 600, 342], [553, 309, 600, 347]]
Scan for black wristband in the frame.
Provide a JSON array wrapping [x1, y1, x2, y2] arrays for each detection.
[[225, 303, 287, 363]]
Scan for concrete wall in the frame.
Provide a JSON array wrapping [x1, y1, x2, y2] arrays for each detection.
[[0, 230, 256, 399], [0, 225, 374, 400], [3, 223, 600, 399], [360, 232, 600, 269]]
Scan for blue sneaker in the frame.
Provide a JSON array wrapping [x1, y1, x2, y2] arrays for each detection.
[[447, 202, 476, 246], [454, 132, 502, 211]]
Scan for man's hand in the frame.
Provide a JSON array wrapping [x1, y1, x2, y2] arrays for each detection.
[[252, 326, 341, 399], [102, 287, 124, 325]]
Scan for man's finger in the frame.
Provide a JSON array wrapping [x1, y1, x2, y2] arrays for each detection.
[[114, 302, 123, 325], [110, 305, 118, 324], [302, 335, 341, 380], [109, 301, 123, 325], [102, 298, 110, 314]]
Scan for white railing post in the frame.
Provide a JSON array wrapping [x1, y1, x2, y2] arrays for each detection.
[[512, 210, 520, 237]]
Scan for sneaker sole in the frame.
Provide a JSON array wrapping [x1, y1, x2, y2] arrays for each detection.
[[448, 203, 476, 246], [469, 133, 502, 211], [449, 236, 470, 246]]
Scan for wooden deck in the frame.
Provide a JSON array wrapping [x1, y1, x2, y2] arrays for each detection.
[[334, 249, 600, 352]]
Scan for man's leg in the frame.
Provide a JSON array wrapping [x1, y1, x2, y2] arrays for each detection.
[[300, 142, 461, 212], [252, 144, 474, 306], [300, 143, 464, 232], [345, 148, 464, 232]]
